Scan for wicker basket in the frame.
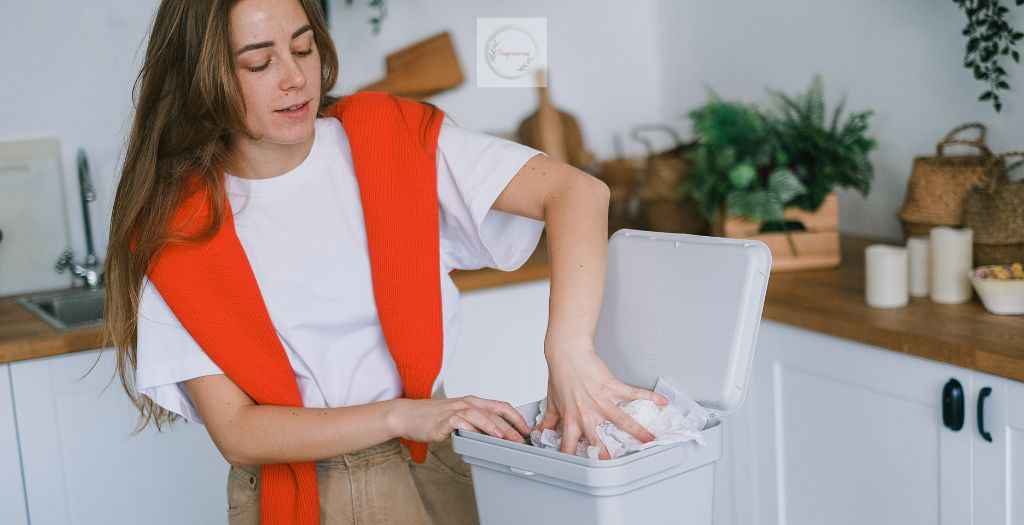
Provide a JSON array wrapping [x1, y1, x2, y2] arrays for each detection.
[[630, 124, 707, 235], [596, 157, 645, 234], [965, 152, 1024, 265], [898, 123, 1004, 239]]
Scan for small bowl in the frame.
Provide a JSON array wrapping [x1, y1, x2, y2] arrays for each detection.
[[969, 264, 1024, 315]]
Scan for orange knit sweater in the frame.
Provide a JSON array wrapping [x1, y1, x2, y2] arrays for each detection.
[[145, 91, 445, 524]]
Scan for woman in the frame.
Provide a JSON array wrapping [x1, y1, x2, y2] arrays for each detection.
[[105, 0, 668, 523]]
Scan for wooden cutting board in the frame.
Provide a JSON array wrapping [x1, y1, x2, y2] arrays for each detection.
[[0, 138, 72, 296], [358, 31, 465, 99], [516, 68, 594, 171]]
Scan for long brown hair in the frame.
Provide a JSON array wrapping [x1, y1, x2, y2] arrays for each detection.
[[104, 0, 339, 433]]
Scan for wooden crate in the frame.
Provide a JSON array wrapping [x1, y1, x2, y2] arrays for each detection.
[[713, 192, 841, 272]]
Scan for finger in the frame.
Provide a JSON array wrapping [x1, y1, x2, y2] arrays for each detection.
[[582, 422, 610, 460], [460, 408, 512, 441], [607, 406, 656, 443], [559, 419, 582, 456], [470, 405, 525, 443], [491, 401, 531, 436], [623, 385, 670, 406], [448, 414, 478, 436], [536, 403, 560, 433], [464, 397, 531, 437], [488, 412, 526, 443]]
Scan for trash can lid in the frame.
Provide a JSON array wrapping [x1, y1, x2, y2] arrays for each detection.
[[594, 229, 772, 414]]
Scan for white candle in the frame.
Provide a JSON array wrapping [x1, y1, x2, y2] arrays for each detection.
[[865, 244, 909, 308], [929, 226, 974, 304], [907, 236, 930, 297]]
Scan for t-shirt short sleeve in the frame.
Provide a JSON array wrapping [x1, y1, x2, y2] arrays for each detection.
[[436, 114, 547, 271], [135, 276, 224, 424]]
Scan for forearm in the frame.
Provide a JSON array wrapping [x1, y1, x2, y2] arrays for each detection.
[[226, 399, 402, 466], [542, 171, 611, 353]]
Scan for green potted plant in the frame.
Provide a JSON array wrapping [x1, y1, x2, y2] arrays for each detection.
[[763, 75, 876, 212], [684, 95, 806, 232], [682, 75, 877, 270]]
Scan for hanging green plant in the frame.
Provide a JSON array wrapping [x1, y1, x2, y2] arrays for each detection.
[[953, 0, 1024, 112], [343, 0, 388, 35]]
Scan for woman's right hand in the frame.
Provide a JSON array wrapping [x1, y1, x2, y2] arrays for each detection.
[[388, 396, 532, 444]]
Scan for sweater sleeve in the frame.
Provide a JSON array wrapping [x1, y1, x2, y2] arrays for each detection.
[[135, 276, 224, 424], [435, 114, 547, 271]]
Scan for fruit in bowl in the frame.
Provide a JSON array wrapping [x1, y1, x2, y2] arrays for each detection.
[[969, 262, 1024, 315]]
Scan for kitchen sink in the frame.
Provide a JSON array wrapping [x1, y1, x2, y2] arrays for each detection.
[[17, 287, 105, 331]]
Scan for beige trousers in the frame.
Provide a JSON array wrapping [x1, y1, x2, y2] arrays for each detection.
[[226, 434, 479, 524]]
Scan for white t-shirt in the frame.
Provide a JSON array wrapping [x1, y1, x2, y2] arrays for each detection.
[[135, 115, 546, 424]]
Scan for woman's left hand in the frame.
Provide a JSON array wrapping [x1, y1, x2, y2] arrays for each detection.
[[535, 337, 669, 459]]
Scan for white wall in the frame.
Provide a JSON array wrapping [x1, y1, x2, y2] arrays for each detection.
[[1, 1, 158, 264], [656, 0, 1024, 240], [331, 0, 667, 157], [2, 1, 1022, 257], [0, 1, 665, 263]]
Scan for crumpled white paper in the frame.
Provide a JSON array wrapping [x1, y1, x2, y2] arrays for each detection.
[[527, 377, 715, 460]]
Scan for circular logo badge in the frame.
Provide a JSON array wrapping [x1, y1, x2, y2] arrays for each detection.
[[484, 25, 539, 80]]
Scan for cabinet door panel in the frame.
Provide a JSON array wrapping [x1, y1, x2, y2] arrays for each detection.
[[1009, 379, 1024, 523], [972, 371, 1024, 525], [749, 321, 972, 525], [448, 279, 550, 407], [0, 364, 28, 525], [12, 349, 228, 525], [712, 358, 760, 525]]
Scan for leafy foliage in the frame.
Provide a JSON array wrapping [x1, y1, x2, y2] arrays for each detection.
[[953, 0, 1024, 112], [764, 75, 876, 212], [344, 0, 388, 35], [684, 93, 806, 224], [683, 77, 876, 226]]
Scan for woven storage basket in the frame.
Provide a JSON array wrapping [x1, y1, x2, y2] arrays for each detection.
[[596, 156, 645, 234], [965, 151, 1024, 265], [898, 123, 1003, 239], [630, 124, 707, 234]]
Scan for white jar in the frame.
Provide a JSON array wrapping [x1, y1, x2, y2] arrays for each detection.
[[907, 236, 930, 297], [865, 244, 909, 308], [929, 227, 973, 304]]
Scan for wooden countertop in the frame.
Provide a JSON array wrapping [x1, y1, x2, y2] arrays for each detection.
[[763, 235, 1024, 383], [0, 292, 106, 364], [3, 234, 1022, 385]]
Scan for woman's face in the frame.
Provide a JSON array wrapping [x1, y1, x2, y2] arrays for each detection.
[[229, 0, 321, 145]]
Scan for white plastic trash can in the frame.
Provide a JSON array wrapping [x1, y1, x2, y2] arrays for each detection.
[[453, 229, 772, 525]]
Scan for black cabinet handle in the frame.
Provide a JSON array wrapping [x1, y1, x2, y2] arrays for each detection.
[[977, 386, 993, 443], [943, 378, 965, 431]]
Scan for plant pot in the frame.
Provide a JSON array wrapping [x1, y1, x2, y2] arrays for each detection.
[[642, 199, 710, 235], [712, 192, 841, 272]]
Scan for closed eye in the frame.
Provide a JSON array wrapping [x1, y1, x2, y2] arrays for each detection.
[[246, 49, 314, 73]]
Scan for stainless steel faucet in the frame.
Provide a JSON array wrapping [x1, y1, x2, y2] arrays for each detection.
[[55, 148, 103, 289]]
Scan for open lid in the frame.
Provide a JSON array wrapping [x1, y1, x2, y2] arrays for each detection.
[[594, 229, 772, 415]]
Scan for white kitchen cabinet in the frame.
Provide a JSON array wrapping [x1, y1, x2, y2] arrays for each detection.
[[1, 364, 29, 525], [972, 371, 1024, 524], [10, 348, 228, 525], [711, 343, 760, 525], [720, 320, 975, 525], [448, 279, 551, 407]]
